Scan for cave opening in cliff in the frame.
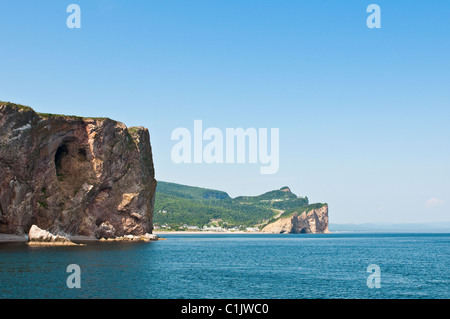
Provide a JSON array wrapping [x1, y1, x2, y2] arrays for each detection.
[[96, 217, 105, 227], [55, 144, 69, 176], [53, 139, 97, 198]]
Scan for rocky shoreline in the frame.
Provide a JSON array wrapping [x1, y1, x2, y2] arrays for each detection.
[[0, 225, 161, 245]]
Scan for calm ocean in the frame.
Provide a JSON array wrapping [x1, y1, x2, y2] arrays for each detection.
[[0, 233, 448, 299]]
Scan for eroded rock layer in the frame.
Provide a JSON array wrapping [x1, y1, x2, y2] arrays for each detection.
[[261, 204, 329, 234]]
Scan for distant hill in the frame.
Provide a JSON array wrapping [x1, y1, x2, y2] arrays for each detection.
[[156, 181, 230, 200], [154, 181, 318, 231]]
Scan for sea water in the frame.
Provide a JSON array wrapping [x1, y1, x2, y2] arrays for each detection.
[[0, 233, 448, 299]]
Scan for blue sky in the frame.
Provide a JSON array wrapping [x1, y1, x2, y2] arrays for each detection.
[[1, 0, 449, 223]]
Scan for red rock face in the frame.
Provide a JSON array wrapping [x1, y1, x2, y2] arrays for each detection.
[[261, 204, 329, 234], [0, 102, 157, 237]]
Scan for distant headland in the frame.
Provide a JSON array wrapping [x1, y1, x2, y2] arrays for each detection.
[[153, 181, 329, 234]]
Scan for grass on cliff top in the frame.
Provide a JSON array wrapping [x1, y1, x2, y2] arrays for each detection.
[[1, 101, 112, 121], [0, 101, 33, 111], [128, 127, 145, 134], [37, 113, 85, 120], [37, 112, 110, 121]]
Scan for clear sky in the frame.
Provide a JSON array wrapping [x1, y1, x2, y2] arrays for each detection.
[[1, 0, 449, 223]]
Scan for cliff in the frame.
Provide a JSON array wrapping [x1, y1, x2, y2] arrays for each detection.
[[0, 102, 157, 238], [261, 204, 329, 234]]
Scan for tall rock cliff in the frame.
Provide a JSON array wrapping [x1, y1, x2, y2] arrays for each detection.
[[0, 102, 157, 237], [261, 204, 329, 234]]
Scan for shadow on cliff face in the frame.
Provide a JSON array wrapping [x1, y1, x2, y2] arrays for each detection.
[[54, 138, 96, 198], [31, 126, 98, 234]]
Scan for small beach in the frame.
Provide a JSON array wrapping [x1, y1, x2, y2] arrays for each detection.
[[154, 230, 259, 235]]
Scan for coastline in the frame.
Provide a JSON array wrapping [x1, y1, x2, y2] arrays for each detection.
[[0, 233, 97, 244], [1, 231, 334, 243], [68, 235, 99, 242], [154, 230, 261, 235], [27, 241, 85, 246], [0, 234, 28, 243], [0, 233, 163, 244]]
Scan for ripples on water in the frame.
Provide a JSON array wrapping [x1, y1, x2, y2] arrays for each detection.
[[0, 233, 448, 299]]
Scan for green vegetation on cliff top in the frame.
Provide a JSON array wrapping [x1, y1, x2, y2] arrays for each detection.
[[0, 101, 33, 111], [1, 101, 111, 121], [154, 181, 323, 230]]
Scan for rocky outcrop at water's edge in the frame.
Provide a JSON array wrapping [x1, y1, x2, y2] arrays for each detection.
[[27, 224, 80, 246], [261, 204, 329, 234]]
